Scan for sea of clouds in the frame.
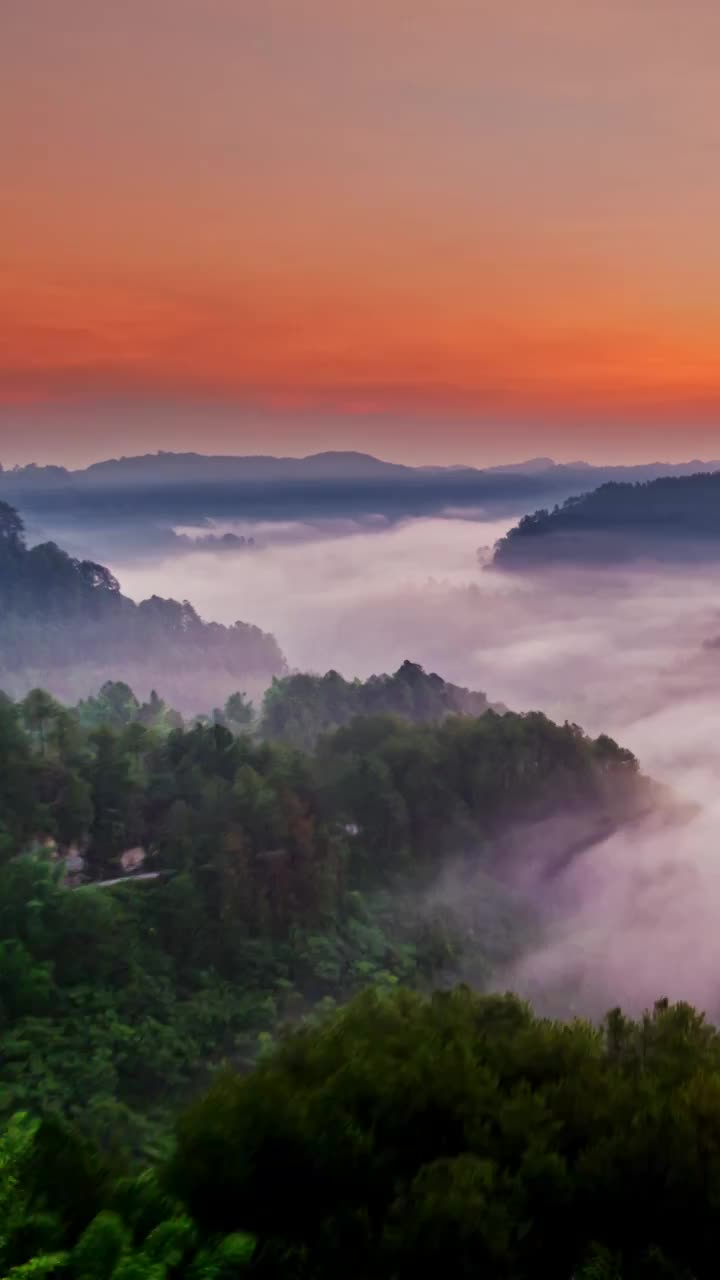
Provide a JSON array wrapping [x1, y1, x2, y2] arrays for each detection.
[[112, 512, 720, 1015]]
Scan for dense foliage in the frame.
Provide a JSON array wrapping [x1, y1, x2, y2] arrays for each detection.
[[0, 503, 284, 709], [259, 660, 498, 750], [6, 991, 720, 1279], [0, 681, 648, 1152], [493, 471, 720, 567], [171, 988, 720, 1279]]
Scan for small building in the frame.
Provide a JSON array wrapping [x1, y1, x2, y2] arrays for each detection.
[[120, 846, 147, 873]]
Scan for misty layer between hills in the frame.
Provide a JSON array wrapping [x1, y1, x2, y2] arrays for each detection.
[[6, 471, 720, 1019], [7, 449, 720, 563], [113, 512, 720, 1016]]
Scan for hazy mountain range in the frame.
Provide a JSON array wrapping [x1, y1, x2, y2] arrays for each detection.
[[3, 449, 719, 491], [4, 450, 719, 563]]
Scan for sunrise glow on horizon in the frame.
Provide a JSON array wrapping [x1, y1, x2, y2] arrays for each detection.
[[4, 0, 720, 466]]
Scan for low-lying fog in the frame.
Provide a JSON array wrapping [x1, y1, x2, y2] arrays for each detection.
[[112, 513, 720, 1016]]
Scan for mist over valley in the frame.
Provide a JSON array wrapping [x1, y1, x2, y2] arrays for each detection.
[[5, 455, 720, 1021], [3, 450, 720, 1279]]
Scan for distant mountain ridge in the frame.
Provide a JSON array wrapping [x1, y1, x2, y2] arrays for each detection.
[[2, 449, 720, 490], [4, 451, 720, 564], [0, 451, 413, 489]]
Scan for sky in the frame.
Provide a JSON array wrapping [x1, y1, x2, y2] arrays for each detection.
[[3, 0, 720, 467]]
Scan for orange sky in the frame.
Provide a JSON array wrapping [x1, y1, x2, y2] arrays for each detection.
[[3, 0, 720, 466]]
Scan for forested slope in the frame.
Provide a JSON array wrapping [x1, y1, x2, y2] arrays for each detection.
[[5, 991, 720, 1280], [0, 683, 650, 1152], [0, 502, 284, 709], [494, 471, 720, 568], [0, 675, 710, 1280], [259, 660, 500, 749]]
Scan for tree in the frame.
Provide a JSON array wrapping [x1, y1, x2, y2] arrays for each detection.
[[136, 692, 167, 730], [20, 690, 63, 758], [96, 684, 140, 730], [0, 1113, 39, 1271], [0, 502, 24, 552], [224, 692, 254, 732]]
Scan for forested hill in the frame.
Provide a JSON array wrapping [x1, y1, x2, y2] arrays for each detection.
[[0, 683, 652, 1155], [493, 471, 720, 568], [259, 661, 502, 749], [0, 500, 285, 709], [2, 685, 703, 1280], [0, 685, 707, 1280]]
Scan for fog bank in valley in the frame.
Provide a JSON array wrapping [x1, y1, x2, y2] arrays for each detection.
[[113, 514, 720, 1014]]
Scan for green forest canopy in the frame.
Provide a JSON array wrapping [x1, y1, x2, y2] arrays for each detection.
[[258, 660, 501, 750], [5, 989, 720, 1280], [0, 678, 649, 1155], [0, 667, 709, 1278]]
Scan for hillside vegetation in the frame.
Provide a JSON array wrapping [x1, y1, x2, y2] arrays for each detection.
[[493, 471, 720, 568], [259, 660, 500, 750], [0, 680, 649, 1152], [0, 501, 284, 709], [4, 990, 720, 1279]]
